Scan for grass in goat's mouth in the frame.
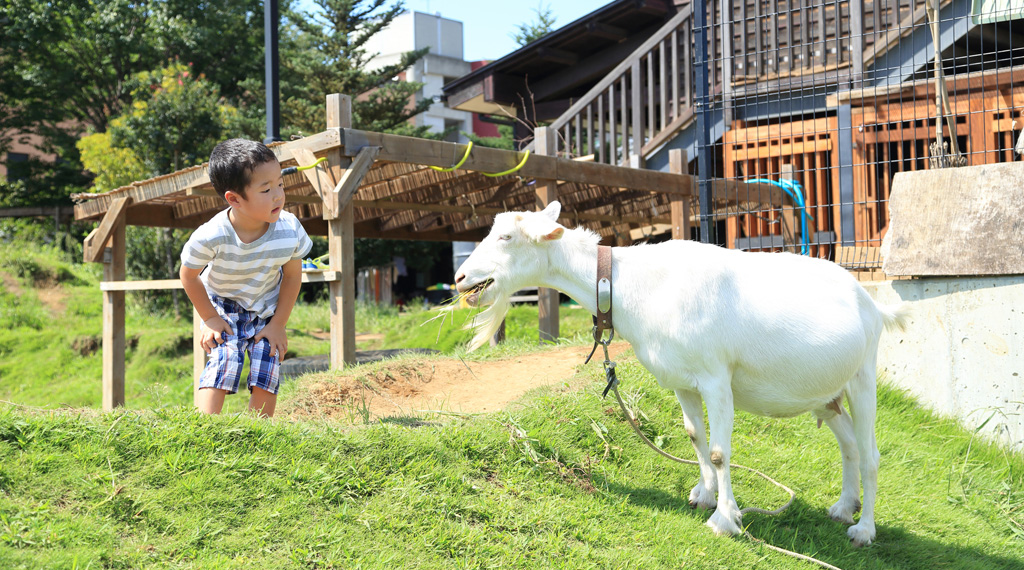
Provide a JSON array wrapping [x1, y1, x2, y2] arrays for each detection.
[[466, 278, 494, 295]]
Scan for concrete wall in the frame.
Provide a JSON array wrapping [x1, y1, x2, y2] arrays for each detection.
[[862, 277, 1024, 451]]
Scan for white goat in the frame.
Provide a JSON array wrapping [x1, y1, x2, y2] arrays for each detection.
[[454, 201, 909, 547]]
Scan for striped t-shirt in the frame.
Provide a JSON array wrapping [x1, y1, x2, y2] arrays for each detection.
[[180, 209, 313, 319]]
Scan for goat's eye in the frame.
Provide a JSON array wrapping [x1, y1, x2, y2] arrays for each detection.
[[498, 234, 512, 242]]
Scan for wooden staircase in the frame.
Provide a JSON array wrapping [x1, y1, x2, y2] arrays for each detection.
[[540, 0, 937, 169]]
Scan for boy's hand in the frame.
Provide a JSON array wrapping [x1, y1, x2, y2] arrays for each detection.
[[200, 316, 233, 353], [254, 322, 287, 360]]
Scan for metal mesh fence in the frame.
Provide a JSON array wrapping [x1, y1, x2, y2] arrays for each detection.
[[691, 0, 1024, 276]]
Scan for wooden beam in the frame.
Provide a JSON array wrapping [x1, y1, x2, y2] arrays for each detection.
[[586, 21, 628, 42], [84, 197, 133, 263], [334, 145, 381, 211], [292, 147, 338, 218], [669, 149, 692, 240], [187, 186, 321, 205], [193, 309, 205, 408], [326, 94, 357, 369], [101, 203, 127, 411], [340, 128, 693, 196], [534, 126, 559, 344], [536, 47, 578, 66]]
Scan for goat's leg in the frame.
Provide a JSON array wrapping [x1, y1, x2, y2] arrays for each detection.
[[818, 408, 862, 524], [674, 389, 717, 510], [702, 382, 742, 536], [845, 364, 880, 547]]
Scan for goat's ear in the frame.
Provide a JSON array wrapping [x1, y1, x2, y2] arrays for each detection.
[[540, 201, 561, 222], [520, 213, 565, 242]]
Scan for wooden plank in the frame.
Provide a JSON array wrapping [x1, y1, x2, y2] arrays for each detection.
[[101, 204, 126, 411], [193, 309, 205, 408], [326, 94, 357, 368], [84, 197, 133, 263], [534, 127, 559, 344], [883, 162, 1024, 275], [334, 145, 380, 212], [547, 4, 693, 132], [187, 186, 321, 205], [672, 29, 680, 120], [292, 147, 338, 218], [340, 128, 693, 196], [620, 75, 629, 163], [669, 149, 691, 240]]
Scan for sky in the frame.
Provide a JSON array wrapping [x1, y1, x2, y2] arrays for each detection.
[[296, 0, 612, 62]]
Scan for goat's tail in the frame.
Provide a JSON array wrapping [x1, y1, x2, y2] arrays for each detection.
[[878, 302, 912, 332]]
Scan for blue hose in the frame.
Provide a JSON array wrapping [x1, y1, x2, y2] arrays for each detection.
[[744, 178, 812, 255]]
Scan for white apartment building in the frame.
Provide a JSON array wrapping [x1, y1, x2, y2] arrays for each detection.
[[364, 11, 474, 143]]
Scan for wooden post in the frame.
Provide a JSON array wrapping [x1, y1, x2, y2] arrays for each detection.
[[193, 309, 207, 406], [101, 207, 126, 410], [326, 94, 357, 368], [780, 163, 799, 253], [669, 149, 692, 240], [534, 126, 559, 344]]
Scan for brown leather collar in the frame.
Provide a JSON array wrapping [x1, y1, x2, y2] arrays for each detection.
[[585, 245, 614, 365], [595, 245, 613, 332]]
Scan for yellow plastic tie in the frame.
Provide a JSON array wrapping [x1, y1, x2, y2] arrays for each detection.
[[430, 141, 473, 172], [296, 157, 327, 171], [482, 150, 530, 177]]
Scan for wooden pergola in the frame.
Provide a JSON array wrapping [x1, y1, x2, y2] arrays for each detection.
[[73, 94, 792, 410]]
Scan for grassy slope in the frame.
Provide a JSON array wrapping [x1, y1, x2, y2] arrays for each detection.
[[1, 363, 1022, 569], [0, 241, 593, 412], [1, 244, 1022, 569]]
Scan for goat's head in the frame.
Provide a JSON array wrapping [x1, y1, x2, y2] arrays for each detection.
[[453, 201, 565, 349]]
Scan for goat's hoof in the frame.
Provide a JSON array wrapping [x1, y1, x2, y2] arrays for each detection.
[[847, 522, 875, 547], [707, 509, 742, 537], [828, 498, 859, 524], [688, 484, 716, 511]]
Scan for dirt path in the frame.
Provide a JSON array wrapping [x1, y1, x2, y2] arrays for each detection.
[[286, 342, 631, 421]]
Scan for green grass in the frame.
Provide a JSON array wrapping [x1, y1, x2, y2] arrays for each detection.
[[2, 241, 1022, 568], [1, 361, 1021, 569], [0, 240, 592, 414]]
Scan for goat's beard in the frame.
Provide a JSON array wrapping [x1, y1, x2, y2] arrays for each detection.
[[466, 292, 511, 351]]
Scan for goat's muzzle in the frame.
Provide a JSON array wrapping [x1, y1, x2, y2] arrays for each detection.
[[460, 278, 493, 307]]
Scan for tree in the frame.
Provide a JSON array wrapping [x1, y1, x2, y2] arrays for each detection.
[[0, 0, 265, 208], [280, 0, 433, 136], [511, 3, 557, 47], [110, 63, 229, 174]]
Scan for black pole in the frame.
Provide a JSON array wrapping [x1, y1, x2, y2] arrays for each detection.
[[264, 0, 281, 143], [693, 0, 716, 245]]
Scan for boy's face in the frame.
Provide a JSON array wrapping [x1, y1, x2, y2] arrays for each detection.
[[226, 159, 285, 225]]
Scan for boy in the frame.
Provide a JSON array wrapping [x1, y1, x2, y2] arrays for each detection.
[[179, 139, 312, 417]]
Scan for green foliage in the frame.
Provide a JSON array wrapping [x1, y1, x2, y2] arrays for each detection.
[[280, 0, 433, 136], [512, 2, 558, 47], [76, 132, 148, 193], [0, 0, 264, 208], [110, 63, 231, 174]]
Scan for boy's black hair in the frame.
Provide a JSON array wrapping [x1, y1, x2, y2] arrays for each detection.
[[208, 138, 278, 199]]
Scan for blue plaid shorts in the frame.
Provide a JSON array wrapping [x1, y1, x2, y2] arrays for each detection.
[[199, 295, 280, 395]]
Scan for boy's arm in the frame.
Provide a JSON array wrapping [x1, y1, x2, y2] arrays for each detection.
[[180, 265, 233, 352], [255, 258, 301, 359]]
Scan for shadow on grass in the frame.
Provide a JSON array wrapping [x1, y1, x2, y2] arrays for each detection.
[[600, 480, 1022, 570]]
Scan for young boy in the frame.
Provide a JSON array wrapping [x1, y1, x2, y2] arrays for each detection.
[[179, 139, 312, 417]]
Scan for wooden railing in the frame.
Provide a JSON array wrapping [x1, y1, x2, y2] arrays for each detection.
[[544, 4, 695, 166], [544, 0, 930, 167]]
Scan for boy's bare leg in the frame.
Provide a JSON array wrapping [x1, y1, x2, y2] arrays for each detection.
[[196, 387, 229, 414], [248, 387, 277, 418]]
